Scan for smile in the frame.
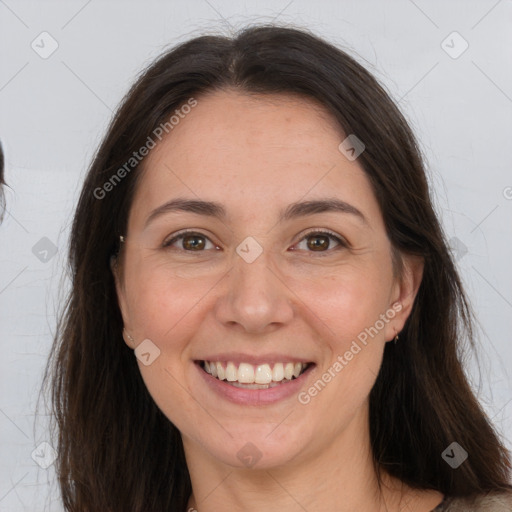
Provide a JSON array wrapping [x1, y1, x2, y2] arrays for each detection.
[[200, 360, 311, 389]]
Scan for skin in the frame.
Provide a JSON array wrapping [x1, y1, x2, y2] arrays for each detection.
[[113, 90, 444, 511]]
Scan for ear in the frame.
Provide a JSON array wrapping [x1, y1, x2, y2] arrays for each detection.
[[384, 253, 424, 342], [110, 255, 135, 349]]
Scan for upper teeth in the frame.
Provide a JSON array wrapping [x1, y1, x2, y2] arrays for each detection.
[[203, 361, 307, 384]]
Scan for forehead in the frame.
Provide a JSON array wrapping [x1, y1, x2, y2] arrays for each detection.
[[148, 90, 343, 168], [130, 90, 380, 226]]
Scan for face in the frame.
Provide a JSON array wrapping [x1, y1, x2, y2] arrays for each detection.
[[114, 90, 422, 470]]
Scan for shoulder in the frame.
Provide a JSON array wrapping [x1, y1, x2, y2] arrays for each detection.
[[439, 491, 512, 512]]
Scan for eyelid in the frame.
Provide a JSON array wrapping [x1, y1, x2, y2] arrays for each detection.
[[162, 229, 219, 249], [163, 227, 349, 253], [292, 227, 349, 251]]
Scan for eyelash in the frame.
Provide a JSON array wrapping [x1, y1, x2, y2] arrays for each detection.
[[162, 229, 219, 252], [162, 228, 348, 255], [293, 228, 348, 254]]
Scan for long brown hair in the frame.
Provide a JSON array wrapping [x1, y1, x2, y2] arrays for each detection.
[[41, 24, 512, 511]]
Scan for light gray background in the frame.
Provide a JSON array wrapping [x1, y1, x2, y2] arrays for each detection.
[[1, 0, 511, 510]]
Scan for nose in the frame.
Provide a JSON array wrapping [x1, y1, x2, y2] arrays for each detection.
[[214, 250, 295, 334]]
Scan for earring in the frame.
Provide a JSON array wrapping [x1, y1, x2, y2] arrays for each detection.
[[394, 333, 399, 344], [123, 328, 135, 345], [120, 235, 126, 243]]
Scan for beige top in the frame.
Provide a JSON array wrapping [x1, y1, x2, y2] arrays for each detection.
[[431, 492, 512, 511]]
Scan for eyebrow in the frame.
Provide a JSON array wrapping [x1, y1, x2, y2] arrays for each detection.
[[144, 198, 225, 228], [144, 197, 368, 228]]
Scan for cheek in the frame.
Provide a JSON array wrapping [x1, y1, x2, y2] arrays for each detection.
[[124, 271, 209, 430], [124, 265, 218, 341], [295, 273, 392, 435], [304, 263, 394, 343]]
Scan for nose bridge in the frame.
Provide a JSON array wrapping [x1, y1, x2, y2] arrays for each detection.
[[215, 244, 294, 332]]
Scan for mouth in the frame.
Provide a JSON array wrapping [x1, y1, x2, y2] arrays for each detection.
[[196, 360, 314, 390]]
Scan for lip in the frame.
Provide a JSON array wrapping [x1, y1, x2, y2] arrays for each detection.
[[194, 360, 316, 406]]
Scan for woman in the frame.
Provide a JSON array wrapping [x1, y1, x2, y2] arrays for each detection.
[[42, 25, 512, 511]]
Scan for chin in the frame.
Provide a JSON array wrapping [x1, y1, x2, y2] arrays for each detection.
[[194, 422, 310, 470]]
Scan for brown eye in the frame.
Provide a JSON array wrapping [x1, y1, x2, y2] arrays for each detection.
[[306, 233, 331, 251], [182, 234, 206, 250], [163, 231, 216, 251], [293, 230, 346, 253]]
